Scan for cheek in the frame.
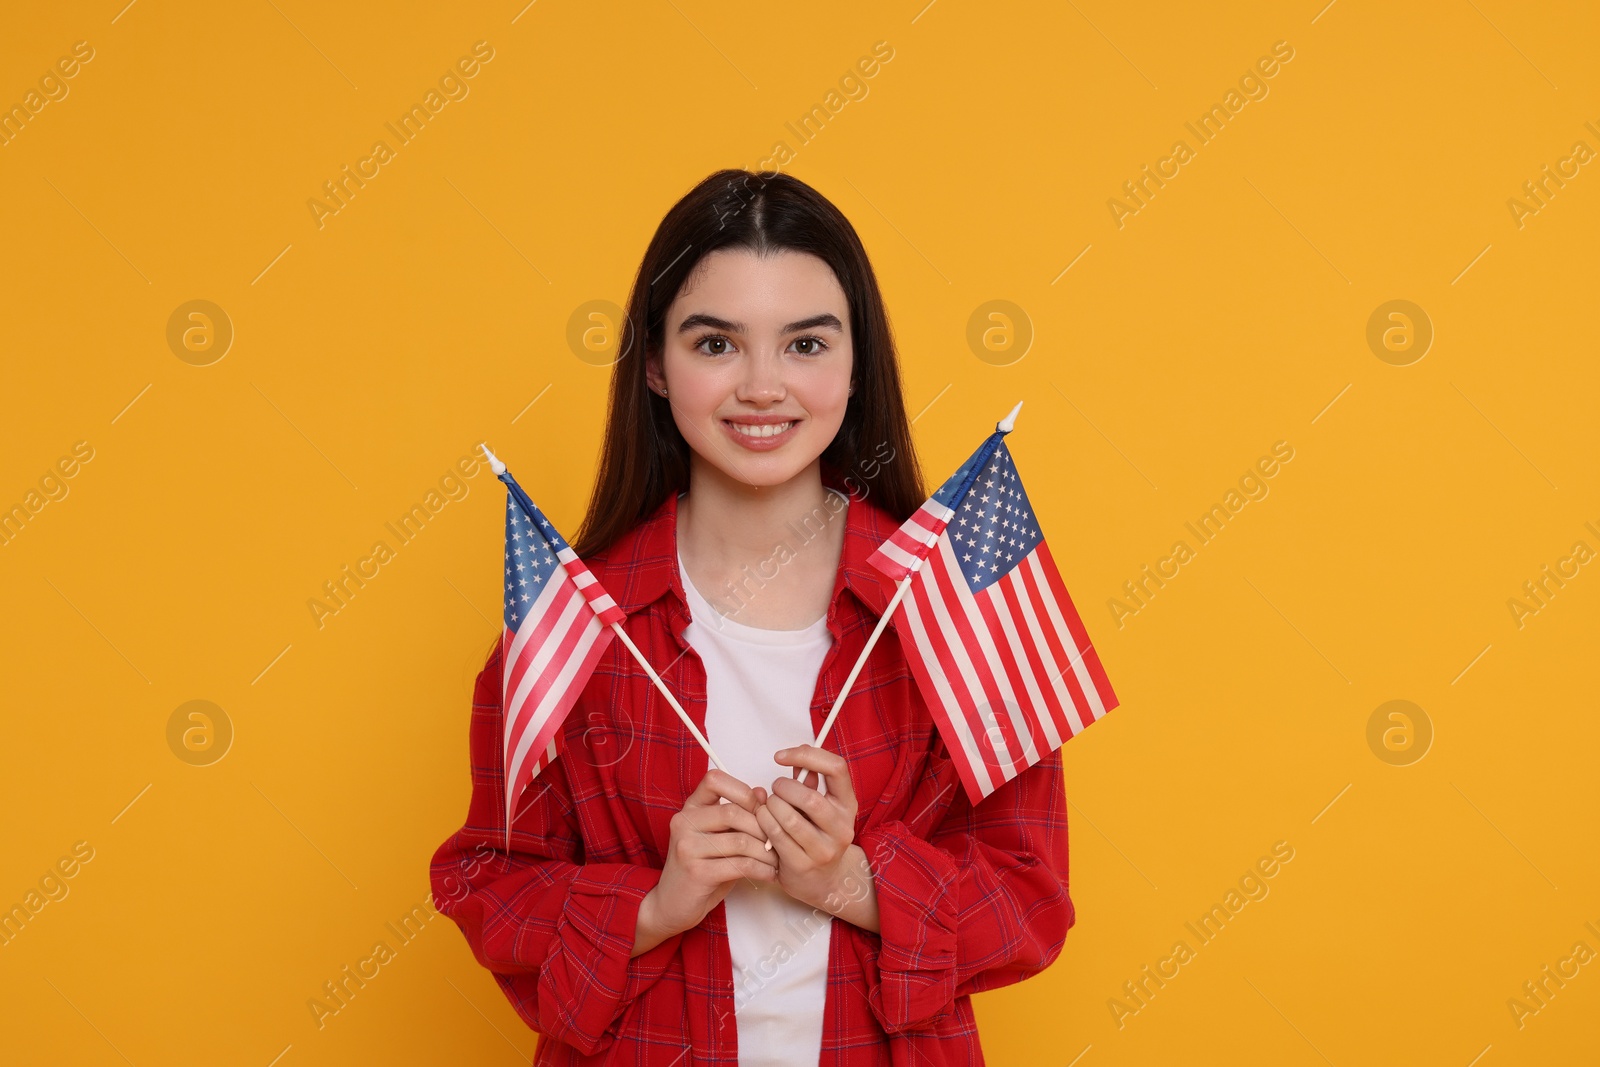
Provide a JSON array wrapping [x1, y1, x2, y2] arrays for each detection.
[[665, 362, 728, 418]]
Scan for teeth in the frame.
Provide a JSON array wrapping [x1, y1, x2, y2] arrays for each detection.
[[729, 421, 794, 438]]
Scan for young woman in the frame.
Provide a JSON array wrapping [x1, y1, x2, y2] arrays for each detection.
[[430, 170, 1074, 1065]]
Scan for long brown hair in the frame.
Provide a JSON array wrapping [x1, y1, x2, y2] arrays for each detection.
[[569, 169, 927, 560]]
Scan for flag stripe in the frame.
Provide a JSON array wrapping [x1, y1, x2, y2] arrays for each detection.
[[872, 503, 945, 579], [504, 576, 578, 712], [1034, 541, 1117, 708], [975, 576, 1054, 763], [1013, 554, 1091, 735], [900, 574, 997, 802], [930, 535, 1031, 776], [1027, 547, 1111, 721], [916, 542, 1014, 781], [505, 586, 590, 765], [995, 567, 1073, 745], [505, 614, 610, 809], [557, 547, 626, 624]]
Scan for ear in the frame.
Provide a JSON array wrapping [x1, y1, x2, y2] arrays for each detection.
[[644, 348, 665, 395]]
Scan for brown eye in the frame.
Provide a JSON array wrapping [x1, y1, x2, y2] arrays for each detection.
[[695, 335, 732, 356], [793, 336, 828, 356]]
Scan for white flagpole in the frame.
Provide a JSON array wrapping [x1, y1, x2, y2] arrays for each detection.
[[812, 563, 921, 753], [787, 553, 925, 814], [480, 444, 732, 779], [607, 620, 730, 773], [793, 400, 1025, 797]]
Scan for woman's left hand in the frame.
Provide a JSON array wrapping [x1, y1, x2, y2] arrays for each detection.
[[753, 744, 879, 930]]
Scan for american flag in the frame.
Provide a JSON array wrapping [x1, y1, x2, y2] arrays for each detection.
[[495, 462, 625, 847], [867, 407, 1118, 805]]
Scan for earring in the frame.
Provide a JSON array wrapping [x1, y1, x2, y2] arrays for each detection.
[[659, 386, 668, 397]]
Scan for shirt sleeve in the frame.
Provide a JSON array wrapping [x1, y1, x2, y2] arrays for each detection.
[[429, 644, 687, 1056], [852, 733, 1074, 1035]]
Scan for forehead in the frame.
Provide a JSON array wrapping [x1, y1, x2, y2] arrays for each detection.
[[671, 248, 846, 321]]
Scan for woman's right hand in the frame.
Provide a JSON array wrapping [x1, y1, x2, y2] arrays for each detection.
[[643, 768, 777, 943]]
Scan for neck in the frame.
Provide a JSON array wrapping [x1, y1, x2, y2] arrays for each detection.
[[678, 455, 842, 562]]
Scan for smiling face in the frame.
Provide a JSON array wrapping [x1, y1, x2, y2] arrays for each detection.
[[647, 248, 854, 490]]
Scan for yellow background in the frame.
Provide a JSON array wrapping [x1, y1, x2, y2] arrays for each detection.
[[3, 0, 1596, 1063]]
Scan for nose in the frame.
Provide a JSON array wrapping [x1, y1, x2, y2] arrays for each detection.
[[735, 347, 786, 405]]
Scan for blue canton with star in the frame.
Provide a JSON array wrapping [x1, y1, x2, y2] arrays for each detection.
[[944, 441, 1042, 593], [504, 492, 564, 629]]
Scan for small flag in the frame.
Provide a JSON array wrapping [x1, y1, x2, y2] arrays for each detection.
[[867, 403, 1118, 805], [491, 452, 625, 846]]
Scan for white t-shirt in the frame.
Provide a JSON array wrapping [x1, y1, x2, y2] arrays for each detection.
[[678, 537, 836, 1067]]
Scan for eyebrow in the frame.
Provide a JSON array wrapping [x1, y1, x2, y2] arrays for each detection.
[[676, 312, 844, 335]]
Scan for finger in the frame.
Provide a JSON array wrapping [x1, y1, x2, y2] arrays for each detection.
[[751, 787, 775, 850], [777, 745, 850, 804], [755, 802, 802, 867], [762, 791, 830, 859], [686, 797, 767, 842], [682, 828, 779, 869], [709, 856, 779, 885], [770, 775, 847, 840], [687, 769, 760, 812]]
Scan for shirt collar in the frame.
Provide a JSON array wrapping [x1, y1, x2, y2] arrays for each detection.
[[593, 467, 899, 625]]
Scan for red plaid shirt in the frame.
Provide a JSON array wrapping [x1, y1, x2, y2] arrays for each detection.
[[430, 467, 1074, 1065]]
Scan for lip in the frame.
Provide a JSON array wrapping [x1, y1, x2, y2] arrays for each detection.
[[721, 416, 802, 451]]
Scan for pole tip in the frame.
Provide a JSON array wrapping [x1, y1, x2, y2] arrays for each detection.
[[480, 442, 506, 476], [997, 400, 1024, 434]]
